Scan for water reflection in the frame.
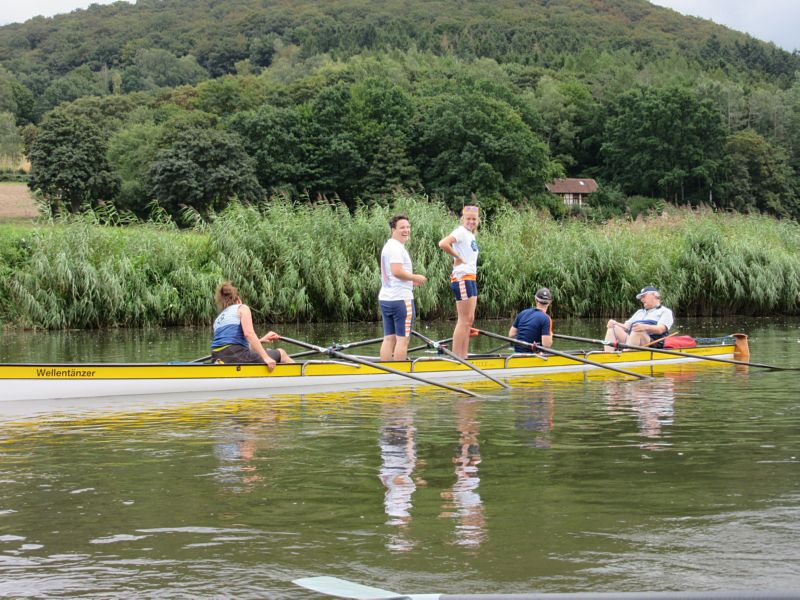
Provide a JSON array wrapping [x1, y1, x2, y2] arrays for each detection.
[[515, 387, 555, 449], [378, 399, 419, 552], [605, 377, 677, 449], [440, 398, 486, 548], [212, 408, 282, 493]]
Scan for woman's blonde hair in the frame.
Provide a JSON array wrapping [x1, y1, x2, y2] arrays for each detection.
[[214, 281, 241, 310]]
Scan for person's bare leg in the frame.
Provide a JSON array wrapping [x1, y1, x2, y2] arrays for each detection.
[[277, 348, 295, 364], [627, 331, 650, 347], [452, 297, 477, 358], [380, 335, 397, 361], [393, 335, 411, 361], [604, 323, 628, 352]]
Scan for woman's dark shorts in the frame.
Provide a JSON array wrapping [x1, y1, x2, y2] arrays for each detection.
[[212, 345, 281, 364]]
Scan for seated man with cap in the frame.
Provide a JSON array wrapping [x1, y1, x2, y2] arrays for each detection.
[[604, 286, 673, 352], [508, 287, 553, 353]]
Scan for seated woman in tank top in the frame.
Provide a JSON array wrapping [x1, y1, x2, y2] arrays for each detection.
[[210, 281, 294, 370]]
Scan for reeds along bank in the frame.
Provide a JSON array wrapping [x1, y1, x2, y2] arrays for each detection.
[[2, 198, 800, 329]]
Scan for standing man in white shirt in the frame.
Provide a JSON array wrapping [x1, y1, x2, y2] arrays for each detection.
[[438, 205, 480, 358], [379, 215, 428, 361]]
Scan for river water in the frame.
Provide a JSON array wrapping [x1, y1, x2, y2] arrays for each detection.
[[1, 317, 799, 597]]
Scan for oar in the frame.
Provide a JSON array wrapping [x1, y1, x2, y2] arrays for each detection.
[[474, 329, 651, 381], [641, 332, 677, 347], [278, 336, 482, 398], [294, 575, 799, 600], [407, 336, 454, 355], [289, 336, 385, 359], [293, 576, 410, 599], [189, 355, 212, 363], [553, 333, 800, 371], [411, 330, 511, 389], [484, 342, 511, 354]]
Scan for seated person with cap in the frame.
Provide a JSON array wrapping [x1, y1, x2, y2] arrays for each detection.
[[508, 288, 553, 353], [604, 286, 673, 352]]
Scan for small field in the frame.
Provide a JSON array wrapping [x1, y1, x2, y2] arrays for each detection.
[[0, 182, 39, 221]]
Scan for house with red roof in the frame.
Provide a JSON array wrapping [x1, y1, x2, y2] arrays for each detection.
[[545, 178, 598, 206]]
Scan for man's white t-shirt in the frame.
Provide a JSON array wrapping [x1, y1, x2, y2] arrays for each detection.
[[379, 238, 414, 301], [625, 305, 674, 331]]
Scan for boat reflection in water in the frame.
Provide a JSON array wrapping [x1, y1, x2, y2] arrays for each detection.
[[514, 387, 555, 449], [440, 398, 486, 548], [603, 362, 728, 450], [378, 397, 420, 552]]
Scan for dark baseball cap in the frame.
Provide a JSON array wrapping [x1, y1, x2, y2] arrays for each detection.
[[636, 286, 659, 299], [535, 287, 552, 303]]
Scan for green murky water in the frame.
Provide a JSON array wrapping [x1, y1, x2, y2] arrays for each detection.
[[1, 318, 799, 597]]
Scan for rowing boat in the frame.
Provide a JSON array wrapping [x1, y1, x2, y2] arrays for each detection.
[[1, 338, 741, 402]]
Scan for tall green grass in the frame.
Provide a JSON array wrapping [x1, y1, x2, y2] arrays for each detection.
[[1, 196, 799, 329]]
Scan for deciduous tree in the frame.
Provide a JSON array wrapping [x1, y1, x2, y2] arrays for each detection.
[[28, 111, 119, 213], [601, 86, 727, 203], [149, 128, 264, 218]]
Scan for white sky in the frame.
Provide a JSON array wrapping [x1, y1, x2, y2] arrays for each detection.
[[650, 0, 798, 52], [0, 1, 797, 53], [0, 1, 129, 26]]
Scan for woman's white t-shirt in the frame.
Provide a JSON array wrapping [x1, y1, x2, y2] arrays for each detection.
[[449, 225, 478, 280]]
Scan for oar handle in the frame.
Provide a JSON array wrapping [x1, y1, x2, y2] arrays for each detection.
[[279, 336, 326, 353]]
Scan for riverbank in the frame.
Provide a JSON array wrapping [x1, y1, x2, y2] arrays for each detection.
[[1, 196, 799, 329]]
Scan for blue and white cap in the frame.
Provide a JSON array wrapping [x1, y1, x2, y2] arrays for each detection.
[[636, 286, 659, 299]]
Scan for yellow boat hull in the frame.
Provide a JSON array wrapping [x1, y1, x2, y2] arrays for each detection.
[[0, 344, 735, 402]]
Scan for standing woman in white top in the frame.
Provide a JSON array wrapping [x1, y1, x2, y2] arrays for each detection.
[[378, 215, 428, 361], [438, 205, 480, 358]]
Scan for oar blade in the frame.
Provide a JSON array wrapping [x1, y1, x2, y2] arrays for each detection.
[[293, 576, 410, 599]]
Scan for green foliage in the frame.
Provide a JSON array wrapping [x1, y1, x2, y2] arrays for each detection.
[[3, 197, 800, 329], [721, 130, 799, 219], [2, 0, 800, 220], [411, 89, 556, 211], [192, 75, 264, 115], [227, 103, 316, 195], [106, 121, 165, 215], [149, 128, 265, 218], [586, 184, 662, 221], [27, 110, 119, 213], [528, 76, 601, 172], [121, 48, 208, 92], [0, 112, 23, 165], [3, 218, 219, 328], [601, 86, 727, 203], [34, 65, 106, 120], [0, 67, 35, 125]]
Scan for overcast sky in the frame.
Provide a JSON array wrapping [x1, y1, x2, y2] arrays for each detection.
[[648, 1, 797, 51], [0, 0, 797, 53]]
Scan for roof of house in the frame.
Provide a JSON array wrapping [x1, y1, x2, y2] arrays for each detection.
[[545, 178, 598, 194]]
